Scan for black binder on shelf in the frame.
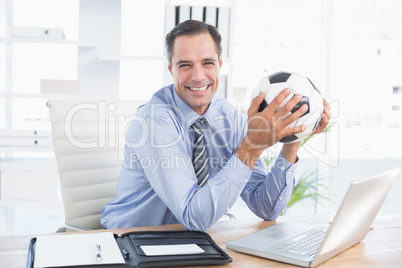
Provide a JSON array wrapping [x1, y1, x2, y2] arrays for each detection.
[[26, 230, 232, 268]]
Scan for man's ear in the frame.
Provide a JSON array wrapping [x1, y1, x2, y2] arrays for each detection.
[[219, 58, 223, 68], [168, 63, 173, 75]]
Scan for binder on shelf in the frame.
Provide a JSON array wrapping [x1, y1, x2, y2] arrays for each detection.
[[191, 6, 204, 22], [12, 26, 65, 39], [178, 5, 191, 24], [27, 230, 232, 268], [204, 7, 217, 27], [217, 6, 231, 58]]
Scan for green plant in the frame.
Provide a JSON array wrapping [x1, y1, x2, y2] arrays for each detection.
[[263, 123, 334, 215], [281, 168, 330, 215], [299, 123, 334, 147]]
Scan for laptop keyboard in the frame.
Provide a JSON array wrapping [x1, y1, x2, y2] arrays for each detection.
[[271, 228, 326, 257]]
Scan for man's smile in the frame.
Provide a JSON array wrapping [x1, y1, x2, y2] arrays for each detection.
[[188, 85, 209, 92]]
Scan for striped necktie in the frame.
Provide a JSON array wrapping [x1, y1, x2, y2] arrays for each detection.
[[191, 117, 209, 187]]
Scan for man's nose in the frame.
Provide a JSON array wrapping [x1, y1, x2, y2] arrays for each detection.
[[191, 65, 205, 82]]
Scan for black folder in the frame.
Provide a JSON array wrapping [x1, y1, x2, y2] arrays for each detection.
[[27, 230, 232, 268]]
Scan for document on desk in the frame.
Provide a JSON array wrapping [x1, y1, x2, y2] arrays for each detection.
[[34, 232, 125, 268], [140, 244, 205, 256]]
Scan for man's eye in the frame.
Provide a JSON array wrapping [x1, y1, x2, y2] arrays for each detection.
[[179, 64, 190, 68], [204, 62, 214, 65]]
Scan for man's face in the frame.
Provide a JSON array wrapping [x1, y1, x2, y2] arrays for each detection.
[[168, 32, 222, 115]]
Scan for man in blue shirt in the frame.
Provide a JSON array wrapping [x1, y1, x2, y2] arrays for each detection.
[[101, 20, 331, 231]]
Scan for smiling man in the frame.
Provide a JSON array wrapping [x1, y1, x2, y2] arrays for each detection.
[[101, 20, 331, 231], [168, 31, 222, 115]]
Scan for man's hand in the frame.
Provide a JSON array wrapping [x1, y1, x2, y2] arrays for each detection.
[[282, 97, 332, 164], [310, 98, 332, 136], [235, 89, 307, 169], [246, 89, 307, 149]]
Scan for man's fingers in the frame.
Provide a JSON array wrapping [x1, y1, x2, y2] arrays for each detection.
[[319, 112, 330, 129], [284, 124, 305, 138], [280, 103, 308, 128], [310, 98, 332, 135], [323, 98, 331, 109], [260, 88, 291, 116], [322, 99, 332, 120], [248, 91, 264, 118], [275, 94, 302, 118]]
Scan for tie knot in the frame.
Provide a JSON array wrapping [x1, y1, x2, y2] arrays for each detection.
[[191, 117, 205, 132]]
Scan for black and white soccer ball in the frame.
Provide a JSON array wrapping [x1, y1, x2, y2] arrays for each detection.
[[251, 71, 323, 143]]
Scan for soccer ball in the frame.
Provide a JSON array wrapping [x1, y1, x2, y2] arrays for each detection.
[[251, 71, 323, 143]]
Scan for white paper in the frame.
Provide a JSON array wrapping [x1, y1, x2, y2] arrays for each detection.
[[140, 244, 205, 256], [34, 232, 125, 268]]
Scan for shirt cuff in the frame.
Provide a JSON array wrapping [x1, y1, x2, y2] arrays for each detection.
[[271, 152, 299, 187], [220, 154, 253, 189]]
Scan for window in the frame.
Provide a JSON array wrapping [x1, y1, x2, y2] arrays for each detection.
[[231, 0, 402, 217], [329, 0, 402, 159]]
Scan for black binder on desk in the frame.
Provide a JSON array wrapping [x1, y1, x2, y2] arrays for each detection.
[[27, 230, 231, 268]]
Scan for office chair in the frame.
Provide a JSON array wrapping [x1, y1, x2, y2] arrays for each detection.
[[47, 99, 143, 232]]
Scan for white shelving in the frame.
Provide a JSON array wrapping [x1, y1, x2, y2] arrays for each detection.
[[0, 0, 123, 237]]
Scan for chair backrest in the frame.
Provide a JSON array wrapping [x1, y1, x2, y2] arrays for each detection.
[[48, 99, 143, 230]]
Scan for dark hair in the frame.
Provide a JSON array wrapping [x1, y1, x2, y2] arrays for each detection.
[[165, 20, 222, 65]]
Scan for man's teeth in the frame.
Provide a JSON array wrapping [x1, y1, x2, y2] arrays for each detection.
[[189, 85, 208, 91]]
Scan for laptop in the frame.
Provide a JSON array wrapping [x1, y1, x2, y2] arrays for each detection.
[[227, 168, 400, 267]]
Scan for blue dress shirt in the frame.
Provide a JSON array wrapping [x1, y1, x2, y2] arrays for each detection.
[[101, 84, 297, 231]]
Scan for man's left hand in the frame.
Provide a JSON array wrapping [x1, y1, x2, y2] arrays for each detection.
[[311, 98, 332, 136]]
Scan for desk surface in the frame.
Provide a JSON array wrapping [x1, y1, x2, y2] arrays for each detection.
[[1, 206, 402, 268]]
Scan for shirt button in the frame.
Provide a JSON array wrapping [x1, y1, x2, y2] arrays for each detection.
[[280, 167, 285, 171], [279, 197, 283, 201], [226, 207, 230, 211], [287, 171, 292, 176]]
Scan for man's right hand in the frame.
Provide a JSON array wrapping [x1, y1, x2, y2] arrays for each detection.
[[235, 88, 307, 169]]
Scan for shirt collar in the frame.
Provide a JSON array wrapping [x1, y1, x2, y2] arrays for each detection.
[[172, 85, 220, 129]]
